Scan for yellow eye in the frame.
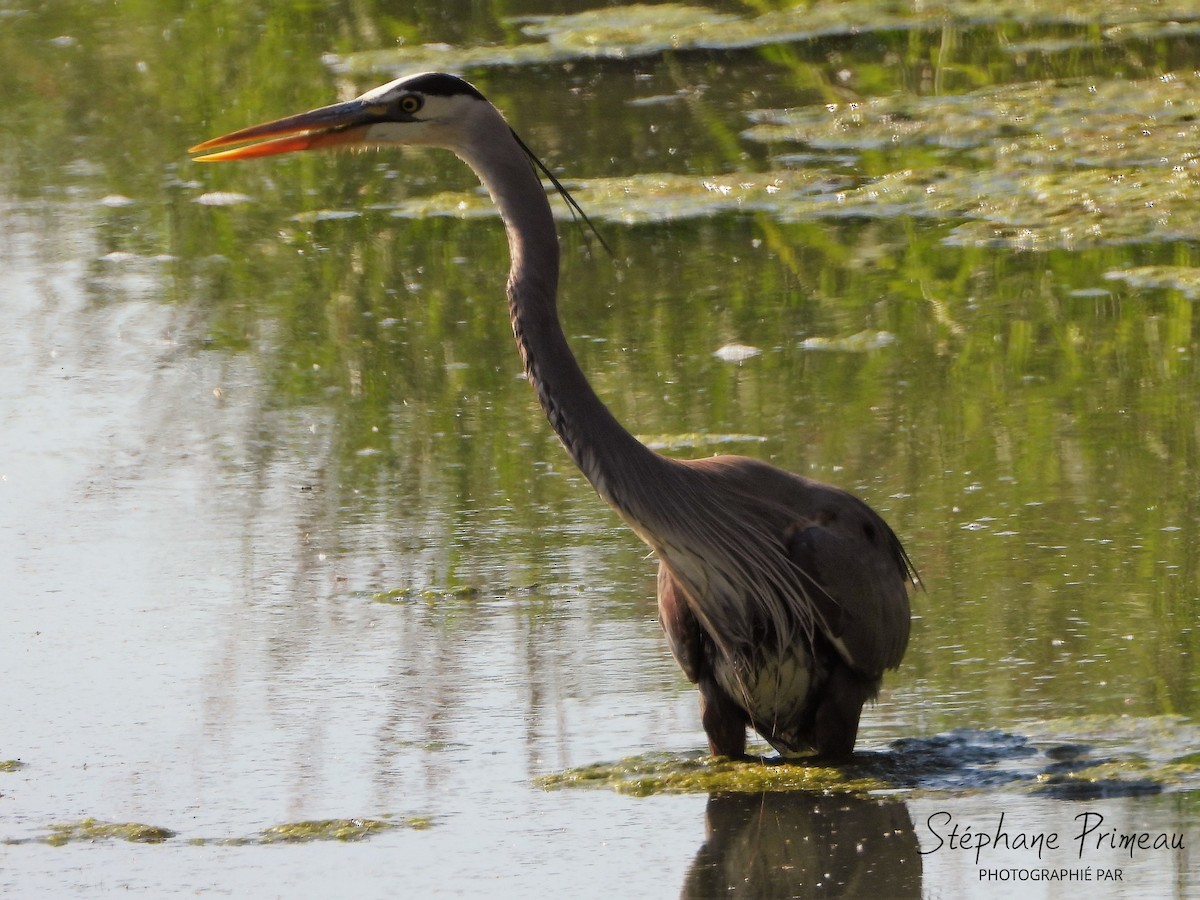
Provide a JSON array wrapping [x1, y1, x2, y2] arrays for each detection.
[[398, 94, 423, 115]]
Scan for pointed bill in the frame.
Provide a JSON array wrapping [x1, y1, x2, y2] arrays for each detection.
[[189, 99, 377, 161]]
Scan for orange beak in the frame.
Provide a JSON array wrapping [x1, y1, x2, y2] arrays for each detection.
[[190, 98, 380, 161]]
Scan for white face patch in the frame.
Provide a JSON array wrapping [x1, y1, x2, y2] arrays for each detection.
[[357, 93, 489, 151]]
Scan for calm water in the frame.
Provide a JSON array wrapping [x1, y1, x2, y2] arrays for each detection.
[[3, 2, 1199, 897]]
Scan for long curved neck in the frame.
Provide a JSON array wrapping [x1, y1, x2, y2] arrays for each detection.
[[455, 126, 665, 511]]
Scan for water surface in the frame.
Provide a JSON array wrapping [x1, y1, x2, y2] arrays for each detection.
[[2, 1, 1199, 897]]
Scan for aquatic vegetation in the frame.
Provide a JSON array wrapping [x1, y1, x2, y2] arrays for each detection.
[[258, 817, 399, 843], [747, 70, 1200, 247], [235, 815, 434, 844], [537, 751, 891, 796], [371, 585, 482, 605], [386, 170, 844, 225], [12, 815, 435, 846], [540, 719, 1200, 797], [373, 67, 1200, 250], [41, 819, 176, 846], [744, 73, 1200, 167], [5, 0, 1200, 895], [380, 160, 1200, 249], [225, 815, 433, 844], [328, 2, 1200, 76]]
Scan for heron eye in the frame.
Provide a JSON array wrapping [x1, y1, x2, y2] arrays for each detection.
[[397, 94, 423, 115]]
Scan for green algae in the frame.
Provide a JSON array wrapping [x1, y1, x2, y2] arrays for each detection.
[[382, 161, 1200, 250], [42, 818, 175, 846], [569, 171, 848, 224], [374, 68, 1200, 250], [743, 70, 1200, 247], [237, 815, 433, 844], [540, 718, 1200, 797], [933, 167, 1200, 249], [258, 817, 398, 843], [371, 585, 482, 605], [744, 72, 1200, 165], [519, 4, 739, 56], [385, 170, 845, 226], [17, 814, 434, 847], [537, 752, 892, 797], [328, 1, 1200, 76]]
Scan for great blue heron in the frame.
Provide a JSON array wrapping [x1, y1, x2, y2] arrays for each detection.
[[191, 72, 915, 760]]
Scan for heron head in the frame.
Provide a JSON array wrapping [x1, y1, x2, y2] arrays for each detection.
[[189, 72, 492, 161]]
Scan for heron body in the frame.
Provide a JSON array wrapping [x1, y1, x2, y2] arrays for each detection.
[[192, 72, 914, 759]]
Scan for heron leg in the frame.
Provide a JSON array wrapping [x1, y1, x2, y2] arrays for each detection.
[[699, 675, 749, 759], [808, 665, 878, 759], [657, 563, 751, 758]]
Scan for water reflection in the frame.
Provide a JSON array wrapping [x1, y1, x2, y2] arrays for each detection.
[[682, 792, 921, 899]]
